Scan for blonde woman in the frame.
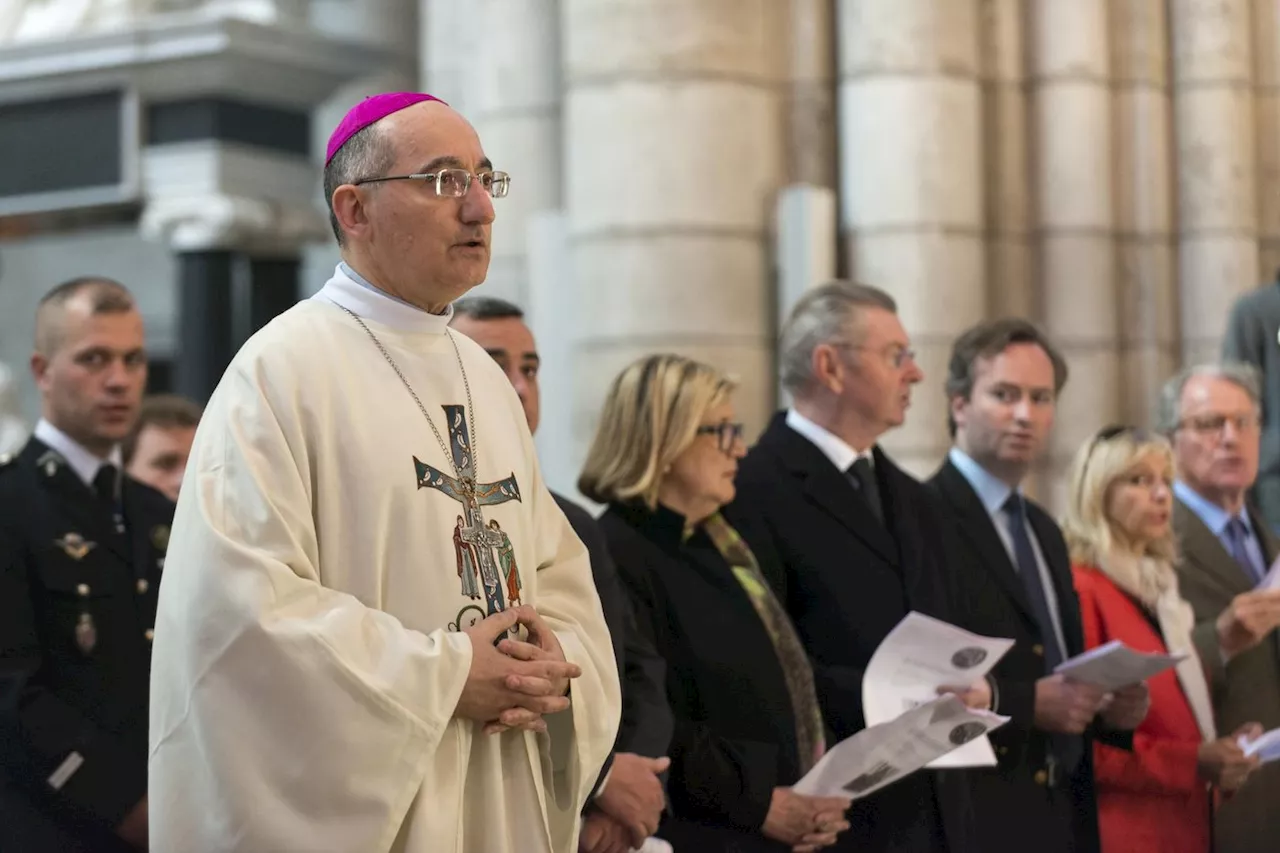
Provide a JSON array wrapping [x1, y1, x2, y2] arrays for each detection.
[[1064, 426, 1263, 853], [580, 354, 852, 853]]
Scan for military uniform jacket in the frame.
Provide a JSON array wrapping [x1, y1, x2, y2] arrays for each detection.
[[0, 437, 173, 852]]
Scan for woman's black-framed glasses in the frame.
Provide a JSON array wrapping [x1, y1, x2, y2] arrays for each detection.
[[354, 168, 511, 199], [697, 421, 745, 453]]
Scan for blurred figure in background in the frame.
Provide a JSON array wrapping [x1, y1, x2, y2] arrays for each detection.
[[122, 394, 201, 503], [582, 353, 852, 853], [1221, 277, 1280, 534], [1064, 426, 1261, 853], [0, 361, 29, 457], [1161, 363, 1280, 853]]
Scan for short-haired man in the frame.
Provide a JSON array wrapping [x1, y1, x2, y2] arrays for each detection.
[[450, 296, 674, 853], [1161, 362, 1280, 853], [0, 277, 173, 852], [725, 281, 985, 852], [926, 317, 1148, 853], [123, 394, 202, 503], [1222, 278, 1280, 533]]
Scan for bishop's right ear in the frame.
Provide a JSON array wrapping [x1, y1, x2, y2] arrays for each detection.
[[331, 184, 371, 242]]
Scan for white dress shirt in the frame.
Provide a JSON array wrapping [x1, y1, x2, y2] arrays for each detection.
[[33, 418, 121, 487]]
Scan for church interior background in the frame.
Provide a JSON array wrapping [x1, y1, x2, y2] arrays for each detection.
[[0, 0, 1274, 513]]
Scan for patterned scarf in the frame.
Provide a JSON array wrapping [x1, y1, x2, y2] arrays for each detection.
[[702, 512, 826, 773]]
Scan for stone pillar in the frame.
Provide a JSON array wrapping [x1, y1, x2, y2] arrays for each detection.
[[1171, 0, 1258, 366], [980, 0, 1033, 319], [467, 0, 561, 304], [175, 250, 235, 401], [1028, 0, 1118, 510], [561, 0, 783, 444], [1113, 0, 1178, 428], [784, 0, 838, 189], [837, 0, 985, 477], [1254, 0, 1280, 281], [247, 256, 300, 334]]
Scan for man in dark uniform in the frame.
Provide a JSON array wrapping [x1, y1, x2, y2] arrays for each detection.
[[450, 296, 674, 853], [0, 277, 174, 852]]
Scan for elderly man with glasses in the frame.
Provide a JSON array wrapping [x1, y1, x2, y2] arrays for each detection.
[[1163, 362, 1280, 853], [146, 92, 621, 853]]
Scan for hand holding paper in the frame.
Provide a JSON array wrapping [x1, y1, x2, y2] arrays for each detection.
[[1217, 588, 1280, 660], [861, 612, 1014, 768], [793, 695, 1009, 799]]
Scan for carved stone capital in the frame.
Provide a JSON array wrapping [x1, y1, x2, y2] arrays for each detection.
[[141, 193, 326, 253]]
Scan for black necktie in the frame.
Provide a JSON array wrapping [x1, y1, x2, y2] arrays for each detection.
[[1004, 492, 1081, 779], [93, 464, 118, 505], [848, 456, 883, 524], [1002, 492, 1063, 667]]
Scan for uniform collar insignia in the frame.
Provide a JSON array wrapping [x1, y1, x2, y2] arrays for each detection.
[[55, 532, 96, 560], [36, 449, 65, 478]]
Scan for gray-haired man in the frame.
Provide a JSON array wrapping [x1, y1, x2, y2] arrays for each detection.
[[1162, 362, 1280, 853]]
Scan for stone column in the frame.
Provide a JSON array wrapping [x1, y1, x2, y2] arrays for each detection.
[[1254, 0, 1280, 282], [784, 0, 838, 189], [837, 0, 985, 477], [1028, 0, 1118, 510], [1171, 0, 1258, 366], [562, 0, 784, 444], [980, 0, 1033, 320], [1113, 0, 1178, 428], [466, 0, 561, 305], [175, 251, 236, 401]]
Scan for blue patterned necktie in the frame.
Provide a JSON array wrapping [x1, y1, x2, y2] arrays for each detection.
[[1225, 517, 1265, 584]]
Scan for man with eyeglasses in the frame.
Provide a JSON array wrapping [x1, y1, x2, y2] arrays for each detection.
[[724, 282, 987, 852], [925, 318, 1148, 853], [1162, 362, 1280, 853], [449, 296, 674, 853], [147, 92, 621, 853]]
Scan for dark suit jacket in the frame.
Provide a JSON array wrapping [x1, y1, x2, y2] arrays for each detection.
[[553, 493, 673, 797], [926, 457, 1131, 853], [725, 414, 978, 853], [598, 501, 805, 853], [0, 438, 173, 853], [1174, 497, 1280, 853], [1223, 283, 1280, 533]]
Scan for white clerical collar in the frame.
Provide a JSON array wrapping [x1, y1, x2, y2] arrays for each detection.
[[33, 418, 122, 486], [312, 262, 454, 334], [785, 408, 872, 473]]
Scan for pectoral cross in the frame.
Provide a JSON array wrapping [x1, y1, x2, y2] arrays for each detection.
[[416, 404, 522, 619]]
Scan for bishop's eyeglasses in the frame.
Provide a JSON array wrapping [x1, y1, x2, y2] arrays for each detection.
[[354, 168, 511, 199]]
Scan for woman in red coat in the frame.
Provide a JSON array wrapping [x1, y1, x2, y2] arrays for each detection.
[[1062, 426, 1262, 853]]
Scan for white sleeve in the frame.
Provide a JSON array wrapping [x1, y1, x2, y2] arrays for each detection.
[[518, 432, 622, 852], [147, 358, 473, 853]]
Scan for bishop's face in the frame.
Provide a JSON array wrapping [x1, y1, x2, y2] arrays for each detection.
[[364, 102, 496, 310]]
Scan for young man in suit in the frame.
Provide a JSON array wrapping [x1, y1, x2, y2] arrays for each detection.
[[724, 282, 987, 852], [1160, 362, 1280, 853], [925, 318, 1149, 853], [450, 296, 674, 853], [0, 278, 173, 852]]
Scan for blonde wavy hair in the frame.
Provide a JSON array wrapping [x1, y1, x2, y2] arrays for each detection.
[[1061, 426, 1179, 566], [578, 354, 736, 510]]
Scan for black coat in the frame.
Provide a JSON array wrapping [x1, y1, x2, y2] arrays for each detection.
[[724, 413, 979, 853], [598, 501, 804, 853], [553, 493, 673, 786], [0, 437, 173, 852], [925, 457, 1132, 853]]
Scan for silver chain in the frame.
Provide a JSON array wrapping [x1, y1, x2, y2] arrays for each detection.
[[336, 304, 477, 482]]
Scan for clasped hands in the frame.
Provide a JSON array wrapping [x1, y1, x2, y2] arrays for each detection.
[[455, 605, 581, 734]]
